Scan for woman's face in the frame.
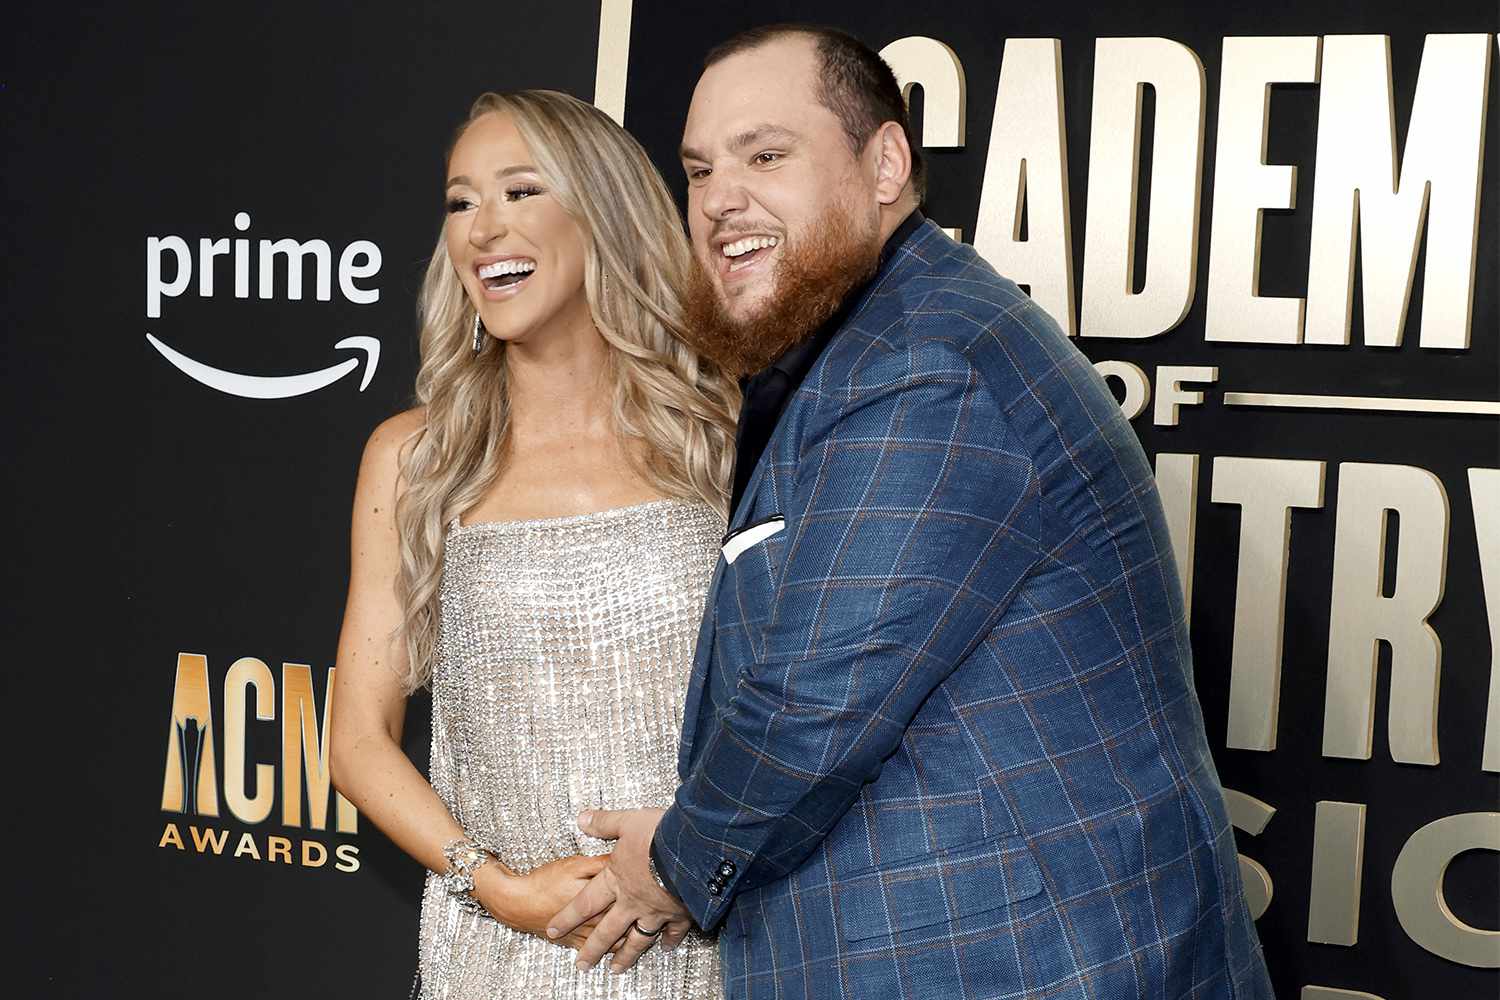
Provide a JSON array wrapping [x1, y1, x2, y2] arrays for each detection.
[[445, 111, 591, 347]]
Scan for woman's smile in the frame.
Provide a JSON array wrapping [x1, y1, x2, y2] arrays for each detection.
[[474, 254, 538, 300]]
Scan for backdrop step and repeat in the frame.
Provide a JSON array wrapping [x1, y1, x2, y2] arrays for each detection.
[[7, 1, 1496, 997]]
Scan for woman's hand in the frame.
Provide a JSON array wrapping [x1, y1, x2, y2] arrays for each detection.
[[475, 853, 618, 952]]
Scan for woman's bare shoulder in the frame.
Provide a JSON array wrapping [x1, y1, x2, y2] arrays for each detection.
[[366, 405, 427, 455], [355, 405, 428, 503]]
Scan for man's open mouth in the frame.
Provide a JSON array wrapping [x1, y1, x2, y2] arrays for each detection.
[[720, 235, 779, 274], [477, 257, 537, 292]]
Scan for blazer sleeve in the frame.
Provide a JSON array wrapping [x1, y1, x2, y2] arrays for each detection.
[[652, 336, 1042, 930]]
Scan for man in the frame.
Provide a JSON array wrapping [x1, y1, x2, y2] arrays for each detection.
[[549, 24, 1272, 1000]]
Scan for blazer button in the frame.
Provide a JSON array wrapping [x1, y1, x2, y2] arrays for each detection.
[[717, 861, 736, 877], [707, 881, 723, 896]]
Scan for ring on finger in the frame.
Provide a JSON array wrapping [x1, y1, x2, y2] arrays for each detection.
[[631, 919, 665, 937]]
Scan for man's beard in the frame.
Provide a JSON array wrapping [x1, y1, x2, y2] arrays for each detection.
[[681, 200, 882, 378]]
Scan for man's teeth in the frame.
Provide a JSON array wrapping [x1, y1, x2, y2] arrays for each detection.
[[478, 258, 537, 278], [721, 236, 779, 259]]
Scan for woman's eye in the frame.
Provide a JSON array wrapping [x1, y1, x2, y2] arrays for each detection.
[[507, 185, 544, 201], [445, 197, 473, 214]]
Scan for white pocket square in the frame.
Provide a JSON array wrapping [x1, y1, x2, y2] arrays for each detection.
[[722, 516, 785, 564]]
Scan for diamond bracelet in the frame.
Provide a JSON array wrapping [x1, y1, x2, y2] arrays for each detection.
[[441, 835, 501, 915]]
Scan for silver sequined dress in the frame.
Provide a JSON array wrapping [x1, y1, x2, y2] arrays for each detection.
[[417, 498, 725, 1000]]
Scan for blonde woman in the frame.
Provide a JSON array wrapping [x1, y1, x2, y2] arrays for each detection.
[[328, 90, 737, 999]]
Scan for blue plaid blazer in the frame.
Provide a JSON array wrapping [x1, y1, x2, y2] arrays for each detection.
[[653, 220, 1271, 1000]]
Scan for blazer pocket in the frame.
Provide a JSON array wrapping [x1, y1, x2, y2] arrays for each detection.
[[719, 518, 786, 647], [836, 833, 1044, 942], [721, 515, 785, 564]]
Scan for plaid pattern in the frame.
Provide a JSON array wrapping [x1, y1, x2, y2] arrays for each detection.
[[654, 221, 1271, 1000]]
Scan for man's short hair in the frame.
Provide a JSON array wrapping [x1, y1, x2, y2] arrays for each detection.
[[704, 23, 926, 204]]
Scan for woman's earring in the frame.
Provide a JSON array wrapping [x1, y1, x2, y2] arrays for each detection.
[[472, 312, 486, 354]]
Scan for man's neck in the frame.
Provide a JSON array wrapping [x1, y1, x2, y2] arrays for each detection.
[[876, 197, 920, 245]]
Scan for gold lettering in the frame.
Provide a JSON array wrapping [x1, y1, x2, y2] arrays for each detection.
[[880, 36, 967, 148], [188, 825, 229, 855], [334, 844, 361, 873], [233, 831, 261, 861], [1306, 35, 1492, 349], [1390, 812, 1500, 967], [1205, 36, 1320, 343], [267, 835, 293, 864], [281, 664, 357, 831], [224, 656, 276, 824], [160, 652, 219, 816], [302, 840, 329, 868], [1154, 453, 1199, 621], [1308, 801, 1366, 946], [1211, 458, 1327, 750], [1223, 788, 1275, 920], [1301, 989, 1386, 1000], [592, 0, 632, 125], [158, 822, 185, 850], [1153, 366, 1218, 427], [1080, 38, 1205, 340], [1469, 468, 1500, 772], [1324, 464, 1448, 764], [1093, 361, 1152, 420], [974, 38, 1076, 335]]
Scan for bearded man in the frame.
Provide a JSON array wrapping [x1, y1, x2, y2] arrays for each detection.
[[550, 24, 1273, 1000]]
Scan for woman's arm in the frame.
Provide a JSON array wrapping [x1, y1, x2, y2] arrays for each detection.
[[328, 408, 607, 949]]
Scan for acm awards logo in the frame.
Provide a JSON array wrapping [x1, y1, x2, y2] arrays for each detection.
[[144, 212, 384, 399], [159, 652, 361, 874]]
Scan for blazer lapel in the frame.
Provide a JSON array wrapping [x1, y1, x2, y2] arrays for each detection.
[[677, 221, 943, 778], [677, 448, 774, 778], [677, 555, 722, 779]]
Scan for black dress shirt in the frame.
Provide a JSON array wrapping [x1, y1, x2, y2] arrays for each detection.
[[728, 210, 925, 513]]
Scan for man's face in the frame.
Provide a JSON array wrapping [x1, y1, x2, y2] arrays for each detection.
[[680, 36, 880, 324]]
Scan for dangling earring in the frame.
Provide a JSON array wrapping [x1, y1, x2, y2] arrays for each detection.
[[471, 312, 486, 355], [601, 272, 610, 302]]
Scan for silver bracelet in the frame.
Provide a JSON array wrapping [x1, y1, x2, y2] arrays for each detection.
[[441, 835, 499, 915]]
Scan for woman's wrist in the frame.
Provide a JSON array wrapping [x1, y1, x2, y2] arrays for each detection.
[[472, 861, 526, 926]]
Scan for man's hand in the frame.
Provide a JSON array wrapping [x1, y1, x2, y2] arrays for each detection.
[[546, 807, 692, 973]]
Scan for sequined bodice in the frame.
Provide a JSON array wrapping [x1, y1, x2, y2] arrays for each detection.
[[417, 498, 724, 1000]]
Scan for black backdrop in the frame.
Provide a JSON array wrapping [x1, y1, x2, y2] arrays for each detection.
[[7, 2, 1496, 997]]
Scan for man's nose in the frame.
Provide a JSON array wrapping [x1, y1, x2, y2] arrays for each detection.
[[699, 169, 749, 221]]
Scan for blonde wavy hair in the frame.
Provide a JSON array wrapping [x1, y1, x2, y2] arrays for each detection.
[[393, 90, 739, 692]]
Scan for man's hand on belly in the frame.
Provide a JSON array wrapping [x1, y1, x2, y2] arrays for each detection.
[[547, 807, 692, 973]]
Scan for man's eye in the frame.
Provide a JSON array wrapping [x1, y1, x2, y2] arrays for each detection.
[[687, 167, 711, 181], [753, 151, 782, 166], [507, 185, 544, 201]]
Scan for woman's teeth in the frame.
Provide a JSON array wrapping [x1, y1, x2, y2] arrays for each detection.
[[478, 258, 537, 288]]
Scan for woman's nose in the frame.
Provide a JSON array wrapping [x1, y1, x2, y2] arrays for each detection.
[[468, 200, 508, 248]]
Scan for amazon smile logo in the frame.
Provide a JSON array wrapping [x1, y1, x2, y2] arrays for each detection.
[[145, 212, 384, 399]]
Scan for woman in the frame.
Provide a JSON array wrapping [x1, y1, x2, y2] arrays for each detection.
[[329, 90, 737, 999]]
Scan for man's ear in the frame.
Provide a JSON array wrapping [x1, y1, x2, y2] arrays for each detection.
[[871, 121, 913, 206]]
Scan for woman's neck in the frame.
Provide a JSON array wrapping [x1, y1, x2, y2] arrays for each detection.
[[503, 318, 613, 445]]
